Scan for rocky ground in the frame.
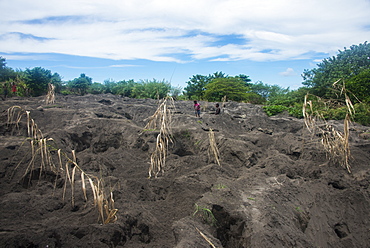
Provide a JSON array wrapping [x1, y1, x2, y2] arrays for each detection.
[[0, 94, 369, 248]]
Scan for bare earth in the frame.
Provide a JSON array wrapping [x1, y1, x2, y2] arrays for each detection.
[[0, 94, 369, 248]]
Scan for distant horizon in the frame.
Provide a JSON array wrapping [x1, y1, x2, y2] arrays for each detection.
[[0, 52, 329, 90], [1, 0, 369, 90]]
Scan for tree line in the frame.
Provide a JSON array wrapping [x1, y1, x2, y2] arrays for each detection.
[[1, 42, 369, 124]]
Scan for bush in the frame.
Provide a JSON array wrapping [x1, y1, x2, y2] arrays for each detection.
[[322, 107, 348, 120], [353, 103, 370, 125], [287, 103, 303, 118], [263, 105, 288, 116]]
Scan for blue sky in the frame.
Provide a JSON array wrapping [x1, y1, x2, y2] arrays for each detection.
[[1, 0, 369, 90]]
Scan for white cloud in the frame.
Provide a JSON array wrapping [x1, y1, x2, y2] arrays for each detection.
[[279, 68, 296, 77], [0, 0, 369, 62]]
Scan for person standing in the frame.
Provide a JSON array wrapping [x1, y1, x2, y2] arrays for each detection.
[[11, 83, 17, 96], [194, 100, 201, 117]]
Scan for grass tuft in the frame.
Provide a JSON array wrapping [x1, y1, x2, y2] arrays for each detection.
[[193, 203, 217, 226]]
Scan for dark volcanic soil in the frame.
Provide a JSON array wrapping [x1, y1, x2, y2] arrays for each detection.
[[0, 94, 369, 248]]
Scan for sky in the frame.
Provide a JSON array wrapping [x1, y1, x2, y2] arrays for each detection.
[[1, 0, 369, 90]]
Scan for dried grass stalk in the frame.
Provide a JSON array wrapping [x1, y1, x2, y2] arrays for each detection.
[[45, 83, 55, 104], [6, 106, 118, 224], [221, 95, 227, 107], [145, 97, 174, 178], [208, 129, 221, 166], [81, 172, 87, 202], [303, 79, 354, 173], [195, 227, 217, 248]]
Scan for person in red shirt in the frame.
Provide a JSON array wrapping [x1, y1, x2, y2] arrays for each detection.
[[194, 100, 201, 117], [11, 83, 17, 96]]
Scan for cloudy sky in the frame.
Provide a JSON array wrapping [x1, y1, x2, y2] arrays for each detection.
[[1, 0, 369, 90]]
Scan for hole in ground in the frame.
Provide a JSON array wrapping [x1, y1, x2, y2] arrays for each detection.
[[212, 204, 246, 248]]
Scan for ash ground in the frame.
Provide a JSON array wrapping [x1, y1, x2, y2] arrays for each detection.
[[0, 94, 369, 248]]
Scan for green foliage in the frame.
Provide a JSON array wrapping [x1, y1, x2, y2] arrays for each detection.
[[132, 79, 171, 99], [353, 103, 370, 125], [169, 85, 182, 100], [263, 105, 289, 116], [67, 73, 92, 95], [183, 74, 210, 100], [245, 92, 266, 104], [0, 56, 16, 82], [288, 103, 304, 118], [267, 87, 308, 106], [24, 67, 61, 97], [88, 82, 106, 94], [235, 74, 252, 85], [183, 71, 229, 100], [249, 81, 277, 99], [112, 80, 136, 96], [213, 184, 227, 189], [322, 106, 348, 120], [102, 79, 116, 94], [193, 204, 217, 226], [302, 42, 370, 98], [347, 68, 370, 103], [204, 77, 249, 102]]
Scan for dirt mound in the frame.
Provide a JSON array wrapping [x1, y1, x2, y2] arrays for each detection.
[[0, 94, 369, 248]]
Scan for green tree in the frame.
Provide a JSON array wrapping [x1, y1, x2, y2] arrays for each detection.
[[209, 71, 227, 79], [0, 57, 16, 82], [103, 79, 116, 94], [268, 87, 309, 106], [170, 85, 182, 100], [347, 68, 370, 102], [88, 82, 106, 94], [184, 74, 210, 100], [302, 42, 370, 98], [204, 77, 249, 102], [113, 80, 136, 97], [24, 67, 61, 96], [249, 81, 275, 100], [51, 72, 62, 93], [68, 73, 92, 95], [235, 74, 252, 86], [131, 79, 171, 99]]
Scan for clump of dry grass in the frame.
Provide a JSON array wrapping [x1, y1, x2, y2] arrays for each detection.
[[7, 106, 117, 224], [221, 95, 227, 108], [208, 128, 221, 166], [144, 97, 175, 178], [45, 83, 55, 104], [303, 79, 354, 173]]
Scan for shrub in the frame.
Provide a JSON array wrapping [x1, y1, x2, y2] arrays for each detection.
[[353, 103, 370, 125], [287, 103, 303, 118], [263, 105, 288, 116]]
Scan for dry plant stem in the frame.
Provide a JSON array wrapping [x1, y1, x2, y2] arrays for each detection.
[[45, 83, 55, 104], [221, 95, 227, 108], [7, 106, 118, 224], [195, 228, 217, 248], [303, 82, 353, 173], [145, 97, 174, 178], [208, 128, 221, 166]]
